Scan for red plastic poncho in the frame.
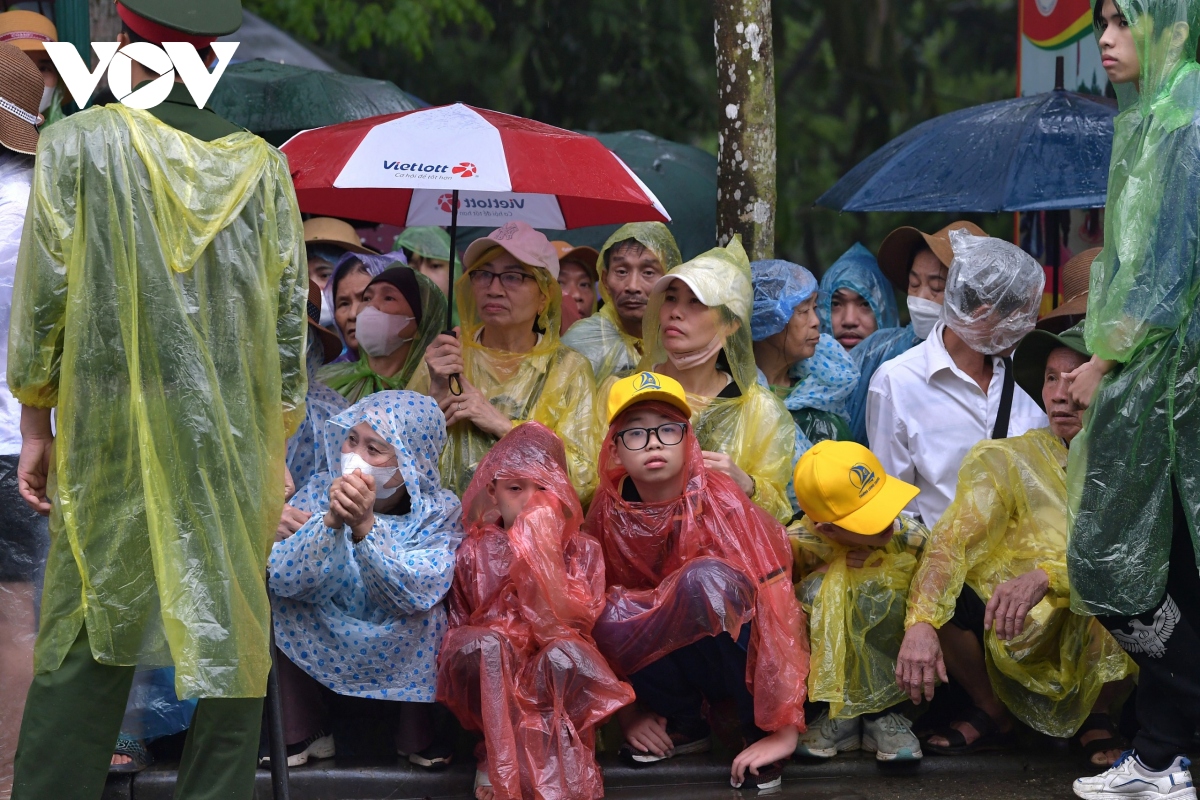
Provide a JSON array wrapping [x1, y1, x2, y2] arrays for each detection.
[[584, 402, 809, 733], [437, 422, 633, 800]]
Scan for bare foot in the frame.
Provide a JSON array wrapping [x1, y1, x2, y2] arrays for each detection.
[[475, 785, 494, 800], [111, 753, 132, 766], [926, 713, 1011, 749], [1078, 727, 1122, 767]]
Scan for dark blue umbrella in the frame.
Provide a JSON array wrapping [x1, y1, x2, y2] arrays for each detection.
[[817, 88, 1117, 213]]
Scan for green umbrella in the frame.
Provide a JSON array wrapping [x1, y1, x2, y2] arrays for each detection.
[[207, 59, 426, 146], [456, 129, 717, 261]]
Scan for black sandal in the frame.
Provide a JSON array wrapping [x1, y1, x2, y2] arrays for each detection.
[[1075, 713, 1125, 765], [923, 706, 1014, 756], [110, 733, 154, 774]]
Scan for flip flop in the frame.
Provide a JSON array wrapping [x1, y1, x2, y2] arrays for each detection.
[[923, 707, 1015, 755]]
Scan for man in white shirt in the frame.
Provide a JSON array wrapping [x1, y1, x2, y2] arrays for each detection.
[[866, 231, 1047, 529]]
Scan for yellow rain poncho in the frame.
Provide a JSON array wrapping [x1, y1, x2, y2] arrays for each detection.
[[790, 516, 927, 719], [8, 107, 307, 699], [1067, 0, 1200, 616], [560, 223, 682, 385], [408, 257, 599, 502], [907, 429, 1135, 737], [601, 238, 794, 523]]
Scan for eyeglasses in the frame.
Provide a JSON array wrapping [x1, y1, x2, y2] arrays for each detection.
[[468, 269, 536, 290], [615, 422, 688, 451]]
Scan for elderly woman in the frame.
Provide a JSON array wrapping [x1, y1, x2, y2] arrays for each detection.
[[326, 251, 399, 363], [410, 222, 599, 501], [268, 391, 463, 767], [751, 259, 859, 470], [818, 243, 899, 352], [319, 266, 445, 404], [561, 222, 683, 385], [612, 238, 794, 523]]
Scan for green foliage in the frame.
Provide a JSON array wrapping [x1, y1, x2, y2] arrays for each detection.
[[253, 0, 1019, 272]]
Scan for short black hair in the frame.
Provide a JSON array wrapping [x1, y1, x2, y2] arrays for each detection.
[[603, 238, 648, 269]]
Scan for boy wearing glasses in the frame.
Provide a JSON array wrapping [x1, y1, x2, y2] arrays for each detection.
[[587, 372, 809, 793]]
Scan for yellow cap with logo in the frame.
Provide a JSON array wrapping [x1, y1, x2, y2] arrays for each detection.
[[607, 371, 692, 424], [793, 440, 919, 536]]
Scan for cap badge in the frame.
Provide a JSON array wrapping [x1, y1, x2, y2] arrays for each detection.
[[634, 372, 661, 391], [849, 464, 879, 497]]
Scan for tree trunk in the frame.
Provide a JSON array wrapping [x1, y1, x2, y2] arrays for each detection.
[[713, 0, 776, 260], [89, 0, 121, 45]]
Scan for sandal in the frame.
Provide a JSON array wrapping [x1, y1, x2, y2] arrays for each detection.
[[922, 706, 1014, 755], [1075, 713, 1125, 766], [110, 733, 154, 774]]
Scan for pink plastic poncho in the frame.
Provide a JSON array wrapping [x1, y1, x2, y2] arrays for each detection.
[[584, 401, 809, 733], [437, 422, 633, 800]]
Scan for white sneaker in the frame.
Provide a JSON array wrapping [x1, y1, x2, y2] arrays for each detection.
[[1074, 752, 1197, 800], [862, 712, 923, 762], [795, 711, 861, 758]]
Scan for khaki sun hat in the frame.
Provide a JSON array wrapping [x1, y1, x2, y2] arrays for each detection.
[[0, 42, 43, 155], [0, 10, 57, 52], [303, 217, 377, 256], [877, 220, 987, 293], [1036, 247, 1099, 333]]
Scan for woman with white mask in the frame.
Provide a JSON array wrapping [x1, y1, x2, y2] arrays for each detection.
[[320, 266, 446, 404]]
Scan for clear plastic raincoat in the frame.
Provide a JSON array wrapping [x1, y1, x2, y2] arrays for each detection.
[[319, 267, 447, 404], [790, 515, 927, 719], [8, 106, 308, 698], [438, 422, 633, 800], [817, 243, 900, 337], [586, 401, 808, 733], [943, 232, 1044, 355], [271, 391, 462, 699], [623, 239, 795, 523], [846, 325, 922, 444], [561, 223, 683, 385], [287, 344, 351, 488], [1067, 0, 1200, 615], [408, 258, 599, 502], [907, 429, 1135, 736]]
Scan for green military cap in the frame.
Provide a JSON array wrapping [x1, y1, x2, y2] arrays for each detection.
[[116, 0, 242, 40], [1013, 322, 1090, 411]]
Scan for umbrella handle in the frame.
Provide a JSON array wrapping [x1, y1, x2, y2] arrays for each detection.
[[449, 374, 463, 396], [446, 191, 463, 398]]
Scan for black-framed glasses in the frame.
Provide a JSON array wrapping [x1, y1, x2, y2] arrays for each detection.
[[468, 269, 536, 290], [615, 422, 688, 451]]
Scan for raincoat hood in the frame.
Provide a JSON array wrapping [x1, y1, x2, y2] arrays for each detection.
[[596, 222, 683, 308], [750, 259, 819, 341], [818, 243, 899, 335], [457, 250, 563, 348], [943, 231, 1044, 354], [323, 390, 448, 506], [394, 225, 462, 267]]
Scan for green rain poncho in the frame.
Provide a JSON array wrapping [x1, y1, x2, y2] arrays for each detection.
[[911, 430, 1135, 737], [1067, 0, 1200, 616], [318, 267, 447, 403], [8, 107, 308, 699], [560, 223, 682, 385], [606, 238, 795, 523], [393, 226, 462, 326]]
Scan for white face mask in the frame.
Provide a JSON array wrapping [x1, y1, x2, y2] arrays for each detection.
[[906, 295, 943, 340], [356, 306, 415, 357], [318, 289, 334, 328], [39, 85, 53, 115], [341, 451, 402, 500]]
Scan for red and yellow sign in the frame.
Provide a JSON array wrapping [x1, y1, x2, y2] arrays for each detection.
[[1023, 0, 1094, 49]]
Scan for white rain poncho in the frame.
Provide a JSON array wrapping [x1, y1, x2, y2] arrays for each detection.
[[561, 222, 683, 385], [908, 429, 1135, 736], [942, 232, 1044, 355], [270, 391, 464, 699], [1067, 0, 1200, 615], [287, 344, 351, 488], [9, 107, 307, 699], [817, 243, 900, 335]]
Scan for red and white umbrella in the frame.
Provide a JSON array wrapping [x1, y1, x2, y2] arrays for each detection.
[[281, 103, 670, 229]]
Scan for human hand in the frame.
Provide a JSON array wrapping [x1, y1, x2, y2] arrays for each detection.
[[284, 466, 296, 501], [702, 451, 754, 497], [617, 706, 673, 758], [1065, 355, 1116, 409], [440, 377, 513, 439], [985, 569, 1049, 640], [334, 470, 376, 542], [17, 434, 54, 515], [845, 549, 873, 569], [895, 622, 947, 704], [731, 725, 797, 788], [276, 504, 313, 542], [425, 329, 465, 402]]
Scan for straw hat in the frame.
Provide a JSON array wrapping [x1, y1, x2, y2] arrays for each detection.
[[303, 217, 377, 256], [877, 220, 987, 292], [1036, 247, 1099, 333], [0, 10, 57, 52], [0, 42, 43, 155]]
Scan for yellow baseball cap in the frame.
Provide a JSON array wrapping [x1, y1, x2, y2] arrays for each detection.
[[607, 371, 692, 424], [793, 440, 919, 536]]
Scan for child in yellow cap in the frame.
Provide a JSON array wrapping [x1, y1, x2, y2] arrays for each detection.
[[789, 440, 928, 763]]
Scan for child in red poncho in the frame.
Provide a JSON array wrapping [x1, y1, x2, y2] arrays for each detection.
[[437, 422, 634, 800], [586, 371, 809, 792]]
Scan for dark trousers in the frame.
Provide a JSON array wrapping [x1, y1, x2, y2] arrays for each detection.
[[1097, 485, 1200, 771], [627, 625, 763, 744], [12, 625, 263, 800]]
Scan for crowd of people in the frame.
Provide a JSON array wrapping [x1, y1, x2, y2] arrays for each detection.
[[0, 0, 1199, 799]]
